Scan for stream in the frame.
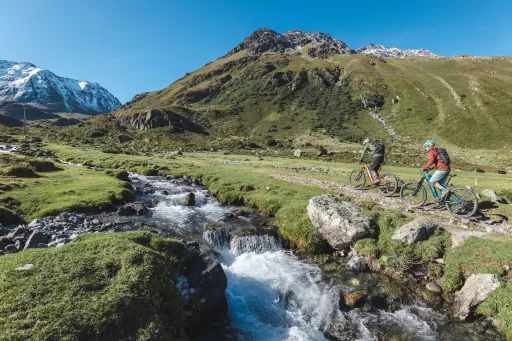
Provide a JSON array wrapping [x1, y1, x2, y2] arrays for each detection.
[[122, 174, 501, 341]]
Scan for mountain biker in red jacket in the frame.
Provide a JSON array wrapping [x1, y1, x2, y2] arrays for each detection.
[[423, 140, 450, 203]]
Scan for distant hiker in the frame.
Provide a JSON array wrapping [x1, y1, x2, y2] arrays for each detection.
[[422, 139, 451, 203], [359, 138, 385, 184]]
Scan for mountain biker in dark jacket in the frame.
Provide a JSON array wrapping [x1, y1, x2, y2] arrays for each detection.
[[359, 138, 385, 185], [423, 139, 450, 202]]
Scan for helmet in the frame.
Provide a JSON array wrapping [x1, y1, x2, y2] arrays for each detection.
[[363, 138, 371, 145], [423, 139, 435, 148]]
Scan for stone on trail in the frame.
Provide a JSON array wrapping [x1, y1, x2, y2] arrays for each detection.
[[307, 195, 373, 250], [391, 217, 437, 245], [453, 274, 500, 320], [24, 230, 48, 249]]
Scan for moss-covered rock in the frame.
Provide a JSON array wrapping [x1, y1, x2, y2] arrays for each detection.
[[5, 166, 38, 178], [0, 232, 191, 341]]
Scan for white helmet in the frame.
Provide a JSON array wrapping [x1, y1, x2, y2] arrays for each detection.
[[363, 138, 371, 145]]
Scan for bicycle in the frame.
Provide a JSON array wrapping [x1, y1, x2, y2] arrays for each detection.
[[348, 162, 398, 197], [400, 169, 479, 218]]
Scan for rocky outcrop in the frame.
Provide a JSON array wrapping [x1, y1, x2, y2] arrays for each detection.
[[453, 274, 501, 320], [118, 108, 207, 132], [307, 195, 373, 250], [481, 189, 504, 203], [391, 218, 437, 245], [117, 203, 148, 216]]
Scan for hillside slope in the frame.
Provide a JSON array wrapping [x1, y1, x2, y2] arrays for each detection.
[[108, 28, 512, 153]]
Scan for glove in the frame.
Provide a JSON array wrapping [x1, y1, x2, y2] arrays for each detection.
[[422, 168, 429, 172]]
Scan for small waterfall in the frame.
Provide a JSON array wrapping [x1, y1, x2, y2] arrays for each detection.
[[203, 226, 230, 249], [229, 235, 282, 255]]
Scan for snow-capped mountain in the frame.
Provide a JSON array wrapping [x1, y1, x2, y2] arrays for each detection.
[[356, 44, 439, 58], [0, 60, 121, 114]]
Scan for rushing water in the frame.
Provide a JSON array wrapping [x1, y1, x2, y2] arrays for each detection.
[[127, 174, 502, 341]]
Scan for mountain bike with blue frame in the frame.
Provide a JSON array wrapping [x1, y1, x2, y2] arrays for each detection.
[[348, 161, 398, 197], [400, 169, 478, 218]]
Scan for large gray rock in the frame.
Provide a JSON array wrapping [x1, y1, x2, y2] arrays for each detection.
[[453, 274, 501, 320], [481, 189, 504, 203], [391, 218, 437, 245], [307, 195, 372, 250], [293, 149, 302, 158], [24, 230, 48, 249]]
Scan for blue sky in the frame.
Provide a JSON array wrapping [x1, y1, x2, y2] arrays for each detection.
[[1, 0, 510, 103]]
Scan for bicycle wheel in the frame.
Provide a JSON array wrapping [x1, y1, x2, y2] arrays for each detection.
[[377, 172, 398, 197], [348, 169, 366, 189], [445, 187, 479, 218], [400, 181, 427, 208]]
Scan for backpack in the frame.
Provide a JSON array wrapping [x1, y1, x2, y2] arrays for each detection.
[[436, 148, 451, 166], [371, 140, 385, 154]]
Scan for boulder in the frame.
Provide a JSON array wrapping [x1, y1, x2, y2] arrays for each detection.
[[117, 203, 148, 216], [185, 254, 228, 325], [307, 195, 373, 250], [4, 244, 17, 253], [426, 282, 442, 293], [481, 189, 504, 203], [7, 226, 26, 239], [293, 149, 302, 158], [185, 193, 196, 206], [347, 255, 368, 272], [453, 274, 500, 320], [117, 134, 133, 143], [391, 218, 437, 245], [24, 230, 48, 249], [343, 290, 369, 308], [317, 147, 328, 157], [14, 239, 24, 250]]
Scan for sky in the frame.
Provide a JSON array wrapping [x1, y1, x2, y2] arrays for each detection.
[[1, 0, 510, 104]]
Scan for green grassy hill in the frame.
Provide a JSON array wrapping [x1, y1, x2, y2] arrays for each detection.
[[37, 29, 512, 170]]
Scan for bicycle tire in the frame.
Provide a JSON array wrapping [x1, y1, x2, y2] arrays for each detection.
[[377, 172, 399, 197], [445, 187, 479, 218], [349, 169, 366, 189], [400, 181, 427, 208]]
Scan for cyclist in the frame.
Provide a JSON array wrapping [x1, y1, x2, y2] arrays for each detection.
[[422, 139, 451, 203], [359, 138, 385, 185]]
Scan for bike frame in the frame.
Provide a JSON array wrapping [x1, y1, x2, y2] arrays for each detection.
[[417, 172, 461, 204]]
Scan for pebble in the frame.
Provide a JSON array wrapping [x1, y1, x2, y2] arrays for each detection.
[[426, 282, 442, 293]]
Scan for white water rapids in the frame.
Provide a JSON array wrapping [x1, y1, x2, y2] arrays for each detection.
[[130, 174, 472, 341]]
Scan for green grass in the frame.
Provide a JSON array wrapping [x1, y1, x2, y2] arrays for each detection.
[[0, 231, 188, 341], [0, 153, 134, 221], [441, 237, 512, 338]]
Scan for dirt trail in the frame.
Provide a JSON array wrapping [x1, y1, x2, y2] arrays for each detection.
[[270, 173, 512, 246]]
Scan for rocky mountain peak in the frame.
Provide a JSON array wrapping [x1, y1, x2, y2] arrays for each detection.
[[226, 28, 352, 58], [283, 30, 351, 53], [227, 28, 292, 56]]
